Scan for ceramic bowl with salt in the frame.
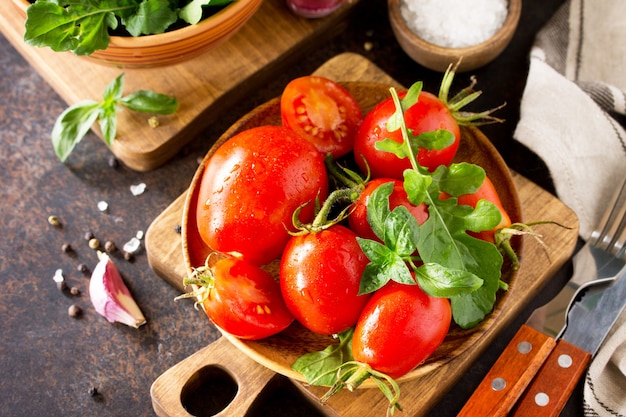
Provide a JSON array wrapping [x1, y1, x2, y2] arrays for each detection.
[[388, 0, 522, 72]]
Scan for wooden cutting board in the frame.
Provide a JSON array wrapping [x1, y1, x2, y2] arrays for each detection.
[[145, 53, 580, 416], [0, 0, 359, 171]]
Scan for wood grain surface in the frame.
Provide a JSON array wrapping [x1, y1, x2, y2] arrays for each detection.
[[0, 0, 359, 171], [146, 54, 580, 416]]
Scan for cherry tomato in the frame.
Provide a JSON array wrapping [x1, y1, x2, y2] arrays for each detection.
[[447, 176, 512, 243], [353, 91, 460, 178], [348, 178, 429, 241], [195, 125, 329, 266], [352, 280, 451, 379], [201, 255, 294, 340], [281, 76, 363, 158], [279, 225, 371, 335]]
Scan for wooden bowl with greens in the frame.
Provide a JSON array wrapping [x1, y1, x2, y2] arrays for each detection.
[[13, 0, 262, 67]]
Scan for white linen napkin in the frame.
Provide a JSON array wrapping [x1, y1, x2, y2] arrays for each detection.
[[513, 0, 626, 416]]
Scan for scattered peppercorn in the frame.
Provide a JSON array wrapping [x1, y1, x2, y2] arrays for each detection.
[[70, 286, 81, 296], [104, 240, 116, 252], [48, 215, 61, 227], [174, 224, 182, 234], [124, 251, 134, 262], [62, 243, 73, 253], [89, 238, 100, 250], [68, 304, 82, 317]]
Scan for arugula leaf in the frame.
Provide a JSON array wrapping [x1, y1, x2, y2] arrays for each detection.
[[24, 0, 124, 56], [292, 329, 354, 387], [51, 73, 178, 162], [122, 0, 177, 36]]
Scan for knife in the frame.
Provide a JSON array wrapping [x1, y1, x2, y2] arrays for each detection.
[[457, 264, 626, 417], [509, 265, 626, 416]]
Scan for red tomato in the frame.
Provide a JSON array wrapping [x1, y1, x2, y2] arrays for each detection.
[[352, 280, 451, 379], [279, 225, 371, 335], [348, 178, 429, 241], [451, 176, 511, 243], [195, 126, 329, 266], [201, 255, 294, 340], [281, 76, 363, 158], [353, 91, 460, 178]]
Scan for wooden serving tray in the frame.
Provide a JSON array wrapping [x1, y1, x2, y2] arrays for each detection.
[[0, 0, 359, 171], [145, 53, 580, 416]]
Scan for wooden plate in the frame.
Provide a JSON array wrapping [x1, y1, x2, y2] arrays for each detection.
[[180, 81, 522, 387]]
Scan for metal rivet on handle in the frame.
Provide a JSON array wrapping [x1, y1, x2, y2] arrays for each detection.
[[535, 392, 550, 406], [517, 341, 532, 354], [491, 377, 506, 391], [557, 354, 573, 368]]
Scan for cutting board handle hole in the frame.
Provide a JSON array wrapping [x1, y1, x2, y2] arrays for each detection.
[[180, 365, 238, 416], [244, 374, 335, 417]]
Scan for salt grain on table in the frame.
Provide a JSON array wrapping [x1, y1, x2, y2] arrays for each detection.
[[400, 0, 508, 48]]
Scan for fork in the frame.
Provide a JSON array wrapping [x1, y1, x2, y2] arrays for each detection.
[[527, 174, 626, 339]]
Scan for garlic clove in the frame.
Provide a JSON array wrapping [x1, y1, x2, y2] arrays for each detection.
[[89, 251, 146, 328]]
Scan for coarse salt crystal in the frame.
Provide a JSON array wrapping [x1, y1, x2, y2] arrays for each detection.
[[400, 0, 508, 48]]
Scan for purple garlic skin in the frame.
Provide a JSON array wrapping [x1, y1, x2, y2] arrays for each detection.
[[89, 252, 146, 328]]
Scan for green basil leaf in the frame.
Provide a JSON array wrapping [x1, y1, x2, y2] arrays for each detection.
[[51, 100, 101, 161], [364, 181, 394, 240], [98, 106, 118, 146], [122, 0, 178, 36], [292, 329, 353, 387], [414, 263, 483, 298], [103, 73, 125, 102], [383, 205, 419, 256], [120, 90, 179, 114], [179, 0, 211, 24]]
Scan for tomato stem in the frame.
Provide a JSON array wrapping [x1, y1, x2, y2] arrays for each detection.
[[320, 361, 402, 416]]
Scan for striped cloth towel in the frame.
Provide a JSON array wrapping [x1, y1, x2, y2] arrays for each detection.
[[514, 1, 626, 416]]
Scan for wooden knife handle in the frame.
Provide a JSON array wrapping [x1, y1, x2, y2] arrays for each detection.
[[510, 339, 591, 417], [457, 325, 556, 417]]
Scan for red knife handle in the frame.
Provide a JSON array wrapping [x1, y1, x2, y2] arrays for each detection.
[[510, 339, 591, 416], [457, 325, 556, 417]]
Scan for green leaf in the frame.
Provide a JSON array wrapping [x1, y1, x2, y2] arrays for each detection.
[[436, 162, 485, 196], [120, 90, 179, 114], [122, 0, 178, 36], [24, 0, 120, 55], [51, 100, 101, 161], [464, 199, 502, 233], [98, 107, 118, 146], [103, 73, 125, 102], [382, 206, 419, 256], [403, 169, 431, 206], [400, 81, 422, 111], [179, 0, 211, 24], [364, 181, 394, 240], [413, 262, 483, 298], [410, 129, 455, 152], [374, 137, 409, 160], [292, 329, 354, 387]]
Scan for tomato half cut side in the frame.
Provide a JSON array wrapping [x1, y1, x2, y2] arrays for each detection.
[[281, 76, 363, 158]]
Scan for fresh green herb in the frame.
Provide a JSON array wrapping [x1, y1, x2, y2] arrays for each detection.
[[292, 329, 354, 387], [356, 85, 505, 329], [52, 73, 178, 162], [23, 0, 235, 56]]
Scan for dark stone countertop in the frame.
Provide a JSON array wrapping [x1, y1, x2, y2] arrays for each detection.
[[1, 0, 584, 416]]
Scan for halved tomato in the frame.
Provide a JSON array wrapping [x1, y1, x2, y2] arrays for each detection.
[[281, 76, 363, 158]]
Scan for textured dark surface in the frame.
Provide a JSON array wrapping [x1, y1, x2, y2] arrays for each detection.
[[0, 0, 585, 416]]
